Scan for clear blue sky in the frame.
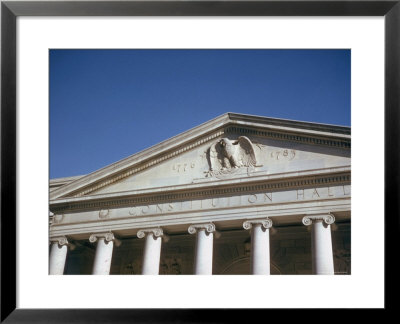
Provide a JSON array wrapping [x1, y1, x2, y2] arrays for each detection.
[[50, 49, 350, 179]]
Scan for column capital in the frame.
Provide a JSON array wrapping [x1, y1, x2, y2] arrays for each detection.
[[137, 228, 169, 242], [49, 211, 54, 225], [50, 236, 69, 246], [188, 223, 220, 238], [302, 214, 335, 226], [243, 218, 273, 230], [89, 232, 121, 246]]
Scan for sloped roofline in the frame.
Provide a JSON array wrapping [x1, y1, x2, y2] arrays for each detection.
[[50, 175, 85, 186], [50, 112, 350, 200], [227, 112, 350, 134]]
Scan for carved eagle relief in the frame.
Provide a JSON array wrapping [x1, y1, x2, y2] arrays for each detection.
[[205, 136, 259, 178]]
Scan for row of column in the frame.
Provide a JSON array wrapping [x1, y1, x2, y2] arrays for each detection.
[[49, 214, 336, 275]]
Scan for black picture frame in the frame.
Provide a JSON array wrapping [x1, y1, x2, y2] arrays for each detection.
[[1, 0, 398, 322]]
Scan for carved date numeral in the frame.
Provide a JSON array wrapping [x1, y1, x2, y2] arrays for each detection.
[[172, 162, 195, 172], [270, 149, 296, 161]]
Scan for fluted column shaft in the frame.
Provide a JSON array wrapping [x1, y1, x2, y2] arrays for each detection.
[[243, 219, 272, 275], [49, 237, 69, 275], [138, 228, 168, 275], [303, 215, 335, 275], [90, 232, 120, 275], [188, 223, 218, 275]]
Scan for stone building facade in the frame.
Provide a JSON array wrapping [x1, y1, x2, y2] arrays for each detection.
[[49, 113, 351, 275]]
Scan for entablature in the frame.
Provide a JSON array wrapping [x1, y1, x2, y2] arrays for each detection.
[[50, 166, 350, 214]]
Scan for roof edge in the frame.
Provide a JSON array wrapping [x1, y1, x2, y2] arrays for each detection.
[[227, 112, 350, 134]]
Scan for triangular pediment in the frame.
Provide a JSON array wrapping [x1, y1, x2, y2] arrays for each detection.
[[50, 113, 350, 200]]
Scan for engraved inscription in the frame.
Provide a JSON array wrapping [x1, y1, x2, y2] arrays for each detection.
[[248, 194, 258, 203], [58, 184, 350, 224], [123, 186, 347, 217], [99, 209, 109, 219], [53, 214, 64, 224], [312, 189, 320, 198], [264, 192, 272, 202], [124, 187, 346, 216], [212, 198, 219, 207]]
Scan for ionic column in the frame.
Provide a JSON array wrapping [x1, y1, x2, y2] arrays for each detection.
[[137, 228, 168, 275], [302, 214, 335, 275], [89, 232, 121, 275], [188, 223, 219, 275], [243, 218, 273, 275], [49, 236, 72, 275]]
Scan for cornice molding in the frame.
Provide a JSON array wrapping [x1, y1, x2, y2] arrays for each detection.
[[227, 113, 350, 135], [225, 125, 350, 148]]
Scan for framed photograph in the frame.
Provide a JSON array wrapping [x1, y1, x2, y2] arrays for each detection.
[[1, 0, 398, 322]]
